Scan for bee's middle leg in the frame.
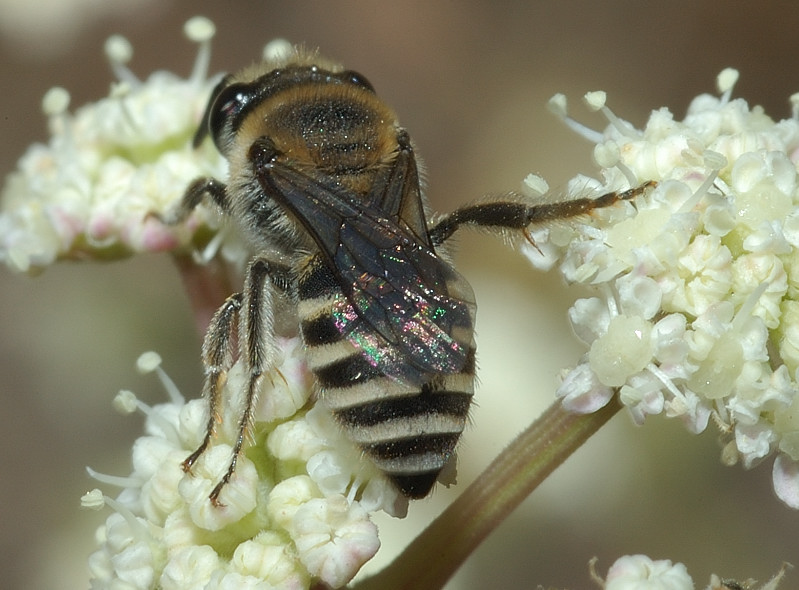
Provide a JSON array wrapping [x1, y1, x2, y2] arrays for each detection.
[[206, 257, 288, 506]]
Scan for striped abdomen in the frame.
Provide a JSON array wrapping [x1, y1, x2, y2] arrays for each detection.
[[297, 256, 476, 498]]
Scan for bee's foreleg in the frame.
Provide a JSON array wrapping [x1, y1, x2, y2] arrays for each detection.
[[158, 177, 231, 225]]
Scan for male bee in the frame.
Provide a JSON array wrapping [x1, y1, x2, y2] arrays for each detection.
[[170, 48, 651, 504]]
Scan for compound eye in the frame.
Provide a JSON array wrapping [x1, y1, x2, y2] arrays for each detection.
[[208, 82, 253, 150], [341, 70, 375, 93]]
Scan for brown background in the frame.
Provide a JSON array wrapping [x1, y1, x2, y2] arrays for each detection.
[[1, 1, 798, 588]]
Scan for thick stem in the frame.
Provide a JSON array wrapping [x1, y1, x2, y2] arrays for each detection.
[[355, 396, 622, 590]]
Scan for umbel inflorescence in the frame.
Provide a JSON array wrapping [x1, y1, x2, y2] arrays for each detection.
[[539, 69, 799, 509], [0, 17, 230, 272]]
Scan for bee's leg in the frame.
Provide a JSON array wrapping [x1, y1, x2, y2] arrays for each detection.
[[158, 177, 231, 224], [207, 257, 288, 506], [182, 292, 243, 473], [428, 181, 655, 246]]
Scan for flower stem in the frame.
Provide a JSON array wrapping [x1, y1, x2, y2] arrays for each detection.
[[355, 396, 622, 590]]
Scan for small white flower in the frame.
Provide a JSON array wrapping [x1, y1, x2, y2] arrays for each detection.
[[160, 545, 222, 590], [289, 496, 380, 588], [545, 70, 799, 509], [598, 555, 693, 590], [556, 360, 615, 413], [229, 532, 308, 589]]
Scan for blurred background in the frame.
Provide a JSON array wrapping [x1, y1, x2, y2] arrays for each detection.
[[2, 1, 799, 588]]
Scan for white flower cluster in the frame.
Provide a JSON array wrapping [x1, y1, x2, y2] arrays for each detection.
[[535, 69, 799, 509], [84, 343, 406, 589], [0, 17, 229, 273]]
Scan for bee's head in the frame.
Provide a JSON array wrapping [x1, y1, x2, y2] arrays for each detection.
[[193, 50, 376, 156]]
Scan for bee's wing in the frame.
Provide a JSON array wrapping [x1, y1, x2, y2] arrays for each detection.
[[363, 132, 430, 247], [257, 157, 475, 382]]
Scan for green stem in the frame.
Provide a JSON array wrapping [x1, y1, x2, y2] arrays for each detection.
[[355, 396, 622, 590]]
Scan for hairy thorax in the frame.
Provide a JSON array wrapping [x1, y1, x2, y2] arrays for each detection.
[[240, 83, 399, 195]]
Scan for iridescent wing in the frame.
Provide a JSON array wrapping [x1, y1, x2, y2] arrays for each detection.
[[254, 141, 475, 385]]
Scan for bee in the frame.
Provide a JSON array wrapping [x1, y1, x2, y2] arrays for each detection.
[[169, 48, 652, 505]]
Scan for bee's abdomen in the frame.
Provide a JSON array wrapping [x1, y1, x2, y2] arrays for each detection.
[[313, 345, 475, 499], [334, 388, 473, 498], [298, 261, 475, 498]]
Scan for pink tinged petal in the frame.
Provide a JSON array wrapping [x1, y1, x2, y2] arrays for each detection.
[[135, 217, 182, 252], [734, 421, 775, 468], [568, 297, 610, 345], [48, 202, 87, 247], [557, 363, 615, 413], [651, 314, 688, 366], [773, 454, 799, 509], [671, 392, 711, 435], [620, 382, 664, 425]]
